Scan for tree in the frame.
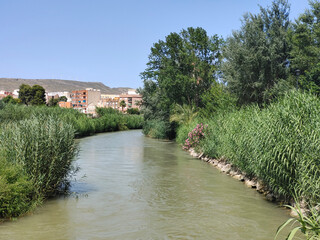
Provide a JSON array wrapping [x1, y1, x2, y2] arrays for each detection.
[[19, 84, 46, 105], [199, 83, 237, 118], [222, 0, 291, 105], [141, 27, 222, 108], [1, 95, 21, 104], [289, 0, 320, 94], [18, 84, 33, 105], [30, 85, 46, 105], [139, 27, 222, 138], [47, 98, 59, 107], [119, 100, 126, 112], [59, 96, 68, 102]]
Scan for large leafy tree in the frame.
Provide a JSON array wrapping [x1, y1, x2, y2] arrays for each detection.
[[140, 27, 222, 122], [19, 84, 46, 105], [222, 0, 291, 105], [289, 0, 320, 94]]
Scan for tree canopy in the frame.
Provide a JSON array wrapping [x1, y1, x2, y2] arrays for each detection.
[[19, 84, 46, 105], [289, 0, 320, 94], [222, 0, 291, 104]]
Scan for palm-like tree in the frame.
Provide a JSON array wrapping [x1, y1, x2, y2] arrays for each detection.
[[170, 104, 198, 125], [119, 100, 126, 112]]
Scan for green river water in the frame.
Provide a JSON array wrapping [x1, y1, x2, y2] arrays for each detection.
[[0, 130, 291, 240]]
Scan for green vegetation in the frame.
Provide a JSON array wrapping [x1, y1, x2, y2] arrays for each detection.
[[139, 26, 222, 139], [139, 0, 320, 238], [177, 91, 320, 205], [19, 84, 46, 105], [275, 200, 320, 240], [0, 103, 143, 219]]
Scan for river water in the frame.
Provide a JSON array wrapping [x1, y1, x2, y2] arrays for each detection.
[[0, 130, 290, 240]]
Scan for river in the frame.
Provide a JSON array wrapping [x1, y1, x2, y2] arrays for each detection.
[[0, 130, 290, 239]]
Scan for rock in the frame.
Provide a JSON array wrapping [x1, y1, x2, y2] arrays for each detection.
[[265, 193, 275, 202], [233, 174, 243, 181], [221, 164, 232, 174], [211, 160, 218, 166], [245, 179, 256, 188], [256, 181, 264, 192], [217, 163, 224, 170]]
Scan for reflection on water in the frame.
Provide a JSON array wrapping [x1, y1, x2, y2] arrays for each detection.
[[0, 130, 289, 239]]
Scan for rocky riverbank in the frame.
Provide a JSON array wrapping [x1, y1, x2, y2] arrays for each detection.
[[187, 148, 304, 217]]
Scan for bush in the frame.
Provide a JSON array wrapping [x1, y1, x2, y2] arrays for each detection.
[[183, 123, 208, 150], [0, 156, 37, 219], [126, 108, 140, 115], [143, 119, 170, 139]]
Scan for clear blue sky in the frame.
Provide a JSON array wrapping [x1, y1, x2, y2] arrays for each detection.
[[0, 0, 310, 89]]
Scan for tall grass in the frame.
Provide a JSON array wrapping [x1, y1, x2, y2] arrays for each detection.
[[177, 90, 320, 204], [0, 105, 143, 137], [0, 105, 143, 218]]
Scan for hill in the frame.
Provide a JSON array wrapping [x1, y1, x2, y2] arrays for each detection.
[[0, 78, 132, 94]]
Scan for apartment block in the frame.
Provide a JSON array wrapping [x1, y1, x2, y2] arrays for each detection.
[[119, 90, 142, 111], [97, 97, 120, 109], [71, 88, 101, 114]]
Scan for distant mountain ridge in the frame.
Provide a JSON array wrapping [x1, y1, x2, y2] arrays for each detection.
[[0, 78, 132, 94]]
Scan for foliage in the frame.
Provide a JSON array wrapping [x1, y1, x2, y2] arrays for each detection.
[[0, 115, 79, 197], [47, 96, 68, 107], [143, 119, 173, 139], [275, 201, 320, 240], [199, 82, 237, 118], [289, 0, 320, 95], [140, 27, 222, 138], [18, 84, 46, 105], [222, 0, 291, 105], [170, 104, 198, 125], [47, 98, 59, 107], [96, 107, 121, 117], [1, 95, 21, 105], [183, 123, 207, 150], [119, 100, 126, 111], [126, 108, 140, 115], [0, 156, 37, 219], [0, 104, 143, 138], [59, 96, 67, 102], [177, 90, 320, 204]]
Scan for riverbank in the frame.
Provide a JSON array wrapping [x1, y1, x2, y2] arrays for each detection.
[[0, 104, 143, 220], [176, 91, 320, 218], [187, 148, 295, 209], [0, 130, 290, 240]]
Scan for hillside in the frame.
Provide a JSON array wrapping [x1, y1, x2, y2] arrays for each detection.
[[0, 78, 132, 94]]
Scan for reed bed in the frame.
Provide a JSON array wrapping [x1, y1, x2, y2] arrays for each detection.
[[0, 105, 143, 218], [177, 90, 320, 204]]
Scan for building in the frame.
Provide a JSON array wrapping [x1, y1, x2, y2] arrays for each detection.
[[0, 90, 13, 99], [46, 91, 71, 103], [71, 88, 101, 114], [101, 94, 120, 99], [119, 89, 142, 112], [59, 101, 72, 108], [97, 97, 120, 109]]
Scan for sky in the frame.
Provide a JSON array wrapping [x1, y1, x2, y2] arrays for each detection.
[[0, 0, 311, 89]]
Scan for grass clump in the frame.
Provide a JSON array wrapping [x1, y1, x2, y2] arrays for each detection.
[[0, 115, 79, 218]]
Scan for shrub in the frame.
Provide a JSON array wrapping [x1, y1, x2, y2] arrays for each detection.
[[183, 123, 207, 150], [0, 156, 37, 219], [143, 119, 170, 139]]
